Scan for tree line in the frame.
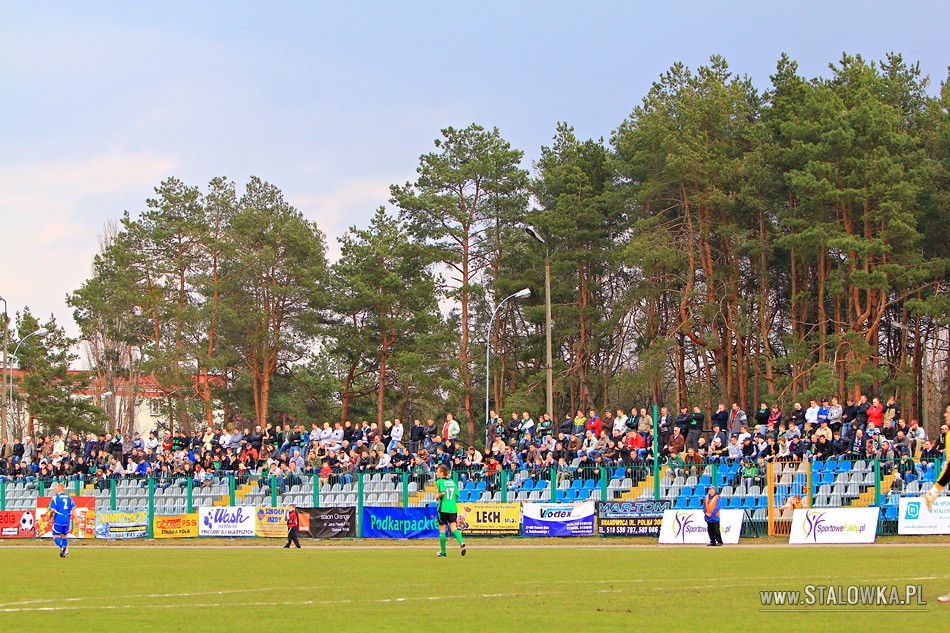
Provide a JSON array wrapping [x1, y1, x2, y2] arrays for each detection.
[[36, 52, 949, 446]]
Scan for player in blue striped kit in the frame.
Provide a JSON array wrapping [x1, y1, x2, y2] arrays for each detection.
[[46, 483, 77, 558]]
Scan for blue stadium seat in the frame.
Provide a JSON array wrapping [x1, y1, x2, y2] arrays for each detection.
[[812, 461, 825, 473], [743, 497, 757, 509], [698, 475, 711, 487], [674, 497, 688, 509], [571, 479, 584, 490], [726, 497, 742, 509], [463, 481, 476, 491], [565, 489, 579, 501], [837, 460, 852, 472], [756, 497, 767, 509], [825, 460, 838, 472], [476, 481, 487, 491], [556, 490, 567, 502], [583, 479, 597, 490], [612, 467, 625, 479], [681, 486, 693, 497], [688, 497, 702, 509]]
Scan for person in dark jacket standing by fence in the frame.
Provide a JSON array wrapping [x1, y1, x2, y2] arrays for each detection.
[[704, 486, 723, 547], [284, 503, 301, 548]]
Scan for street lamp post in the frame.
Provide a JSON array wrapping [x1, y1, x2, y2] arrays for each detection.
[[8, 328, 49, 437], [0, 297, 7, 442], [525, 225, 554, 419], [485, 288, 530, 448]]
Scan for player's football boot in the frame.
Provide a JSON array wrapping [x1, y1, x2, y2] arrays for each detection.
[[460, 543, 466, 556]]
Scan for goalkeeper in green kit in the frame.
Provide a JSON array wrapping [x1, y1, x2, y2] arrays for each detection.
[[435, 465, 466, 557]]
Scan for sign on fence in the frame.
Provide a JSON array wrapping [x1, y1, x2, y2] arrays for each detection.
[[35, 496, 95, 539], [255, 507, 289, 538], [658, 509, 744, 544], [898, 497, 950, 535], [153, 513, 200, 538], [198, 506, 255, 537], [457, 503, 520, 535], [96, 510, 148, 539], [521, 502, 595, 537], [597, 500, 671, 536], [362, 506, 438, 539], [0, 510, 36, 538], [788, 507, 879, 544], [302, 507, 357, 538]]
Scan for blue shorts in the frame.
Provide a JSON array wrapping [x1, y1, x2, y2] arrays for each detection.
[[52, 523, 71, 537]]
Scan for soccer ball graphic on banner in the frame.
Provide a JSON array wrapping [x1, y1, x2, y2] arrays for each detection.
[[20, 511, 34, 533]]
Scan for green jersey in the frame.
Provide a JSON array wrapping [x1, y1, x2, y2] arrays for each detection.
[[437, 478, 458, 513]]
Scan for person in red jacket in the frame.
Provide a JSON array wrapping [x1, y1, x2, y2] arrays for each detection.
[[866, 397, 884, 429], [586, 413, 602, 438], [283, 503, 301, 549]]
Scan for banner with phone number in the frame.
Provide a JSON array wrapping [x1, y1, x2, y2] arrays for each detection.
[[35, 496, 96, 539]]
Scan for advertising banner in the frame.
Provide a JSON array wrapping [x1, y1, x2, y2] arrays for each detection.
[[35, 496, 96, 539], [899, 497, 950, 535], [302, 507, 358, 538], [521, 502, 595, 537], [198, 506, 255, 537], [597, 500, 671, 536], [255, 506, 290, 538], [153, 513, 199, 539], [362, 506, 438, 539], [658, 509, 744, 544], [0, 510, 36, 538], [95, 510, 148, 539], [788, 508, 879, 544], [457, 503, 520, 535]]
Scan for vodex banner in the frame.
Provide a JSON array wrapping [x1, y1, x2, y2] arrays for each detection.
[[788, 508, 879, 544], [521, 502, 595, 537], [198, 506, 255, 537], [658, 509, 744, 544], [301, 507, 357, 538], [898, 497, 950, 535]]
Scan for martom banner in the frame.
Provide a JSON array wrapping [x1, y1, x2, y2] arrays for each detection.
[[596, 500, 671, 537]]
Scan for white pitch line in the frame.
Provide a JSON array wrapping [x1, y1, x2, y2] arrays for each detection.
[[0, 589, 629, 614]]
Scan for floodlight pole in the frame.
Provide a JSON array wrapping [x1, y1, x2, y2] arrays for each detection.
[[485, 288, 530, 449]]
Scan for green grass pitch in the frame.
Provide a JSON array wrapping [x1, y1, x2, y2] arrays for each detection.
[[1, 540, 948, 632]]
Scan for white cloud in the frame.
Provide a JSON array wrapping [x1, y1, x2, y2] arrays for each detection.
[[0, 150, 175, 333]]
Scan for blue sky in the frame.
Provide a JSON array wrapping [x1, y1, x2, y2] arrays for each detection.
[[2, 1, 948, 338]]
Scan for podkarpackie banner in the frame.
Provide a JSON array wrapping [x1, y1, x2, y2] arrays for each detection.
[[361, 506, 438, 539], [95, 510, 148, 539], [521, 502, 595, 537], [300, 507, 357, 538], [0, 510, 36, 538], [35, 496, 96, 539]]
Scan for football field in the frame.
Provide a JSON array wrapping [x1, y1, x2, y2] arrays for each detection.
[[1, 540, 948, 632]]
